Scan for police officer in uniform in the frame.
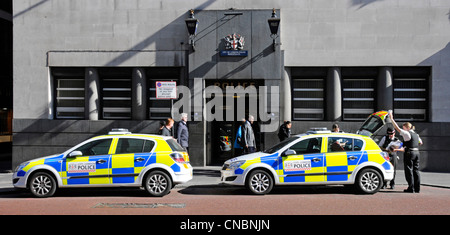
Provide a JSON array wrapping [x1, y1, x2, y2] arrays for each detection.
[[388, 110, 423, 193], [378, 127, 403, 189]]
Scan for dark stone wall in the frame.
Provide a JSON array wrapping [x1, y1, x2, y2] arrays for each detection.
[[12, 119, 450, 172]]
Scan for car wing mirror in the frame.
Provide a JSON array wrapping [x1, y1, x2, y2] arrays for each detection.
[[68, 151, 83, 158], [283, 149, 296, 156]]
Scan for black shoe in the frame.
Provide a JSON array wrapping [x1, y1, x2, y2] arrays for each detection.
[[404, 189, 414, 193], [390, 185, 395, 190]]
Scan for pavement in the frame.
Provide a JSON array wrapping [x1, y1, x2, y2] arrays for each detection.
[[0, 166, 449, 194]]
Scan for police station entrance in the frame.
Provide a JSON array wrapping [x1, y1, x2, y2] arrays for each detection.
[[205, 80, 264, 165]]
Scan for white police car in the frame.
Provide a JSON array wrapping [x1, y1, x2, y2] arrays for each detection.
[[13, 129, 192, 197], [221, 111, 394, 195]]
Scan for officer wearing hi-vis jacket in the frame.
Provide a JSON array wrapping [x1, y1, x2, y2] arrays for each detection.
[[388, 110, 423, 193]]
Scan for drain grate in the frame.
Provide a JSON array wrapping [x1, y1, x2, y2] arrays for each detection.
[[93, 203, 185, 209]]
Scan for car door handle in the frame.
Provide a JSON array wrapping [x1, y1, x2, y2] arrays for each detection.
[[135, 157, 145, 162], [348, 156, 358, 160], [96, 159, 107, 164], [312, 158, 321, 162]]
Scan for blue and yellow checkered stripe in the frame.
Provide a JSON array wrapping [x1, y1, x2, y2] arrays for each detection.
[[110, 152, 156, 184], [18, 137, 187, 186], [232, 150, 390, 183]]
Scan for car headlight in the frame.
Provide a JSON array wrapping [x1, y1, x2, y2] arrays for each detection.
[[14, 162, 29, 173], [227, 160, 245, 170]]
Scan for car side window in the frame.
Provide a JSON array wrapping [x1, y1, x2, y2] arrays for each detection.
[[143, 140, 155, 152], [354, 139, 364, 151], [289, 137, 322, 155], [328, 137, 352, 152], [116, 138, 156, 154], [328, 137, 364, 152], [75, 138, 112, 156]]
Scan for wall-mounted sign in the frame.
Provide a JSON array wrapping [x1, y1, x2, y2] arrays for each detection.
[[220, 50, 248, 57], [156, 81, 177, 99], [221, 33, 248, 57]]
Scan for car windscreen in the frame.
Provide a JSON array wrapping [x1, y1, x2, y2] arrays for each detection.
[[166, 139, 186, 152], [263, 137, 299, 154]]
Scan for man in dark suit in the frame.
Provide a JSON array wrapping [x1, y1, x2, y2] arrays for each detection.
[[177, 113, 189, 152]]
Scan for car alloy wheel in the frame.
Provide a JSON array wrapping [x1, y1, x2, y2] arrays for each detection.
[[356, 168, 382, 194], [246, 170, 273, 195], [145, 171, 172, 197], [29, 172, 57, 198]]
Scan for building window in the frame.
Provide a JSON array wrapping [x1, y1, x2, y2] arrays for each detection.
[[393, 67, 429, 121], [342, 67, 377, 121], [291, 68, 326, 120], [147, 67, 181, 120], [99, 68, 132, 120], [53, 67, 85, 119]]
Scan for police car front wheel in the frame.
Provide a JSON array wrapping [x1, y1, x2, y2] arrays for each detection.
[[246, 170, 274, 195], [28, 172, 57, 198], [144, 170, 172, 197]]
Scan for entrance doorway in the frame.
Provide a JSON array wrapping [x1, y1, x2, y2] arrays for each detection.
[[205, 80, 264, 165]]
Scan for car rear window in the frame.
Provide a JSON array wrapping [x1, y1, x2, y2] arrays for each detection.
[[116, 138, 156, 154], [166, 139, 185, 152], [328, 137, 365, 152]]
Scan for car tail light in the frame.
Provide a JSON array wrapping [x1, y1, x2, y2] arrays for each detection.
[[380, 152, 390, 161], [182, 152, 190, 162], [170, 152, 188, 163]]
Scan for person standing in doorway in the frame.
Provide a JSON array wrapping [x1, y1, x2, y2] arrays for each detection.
[[242, 115, 256, 154], [177, 113, 189, 152], [278, 121, 292, 142], [388, 110, 423, 193]]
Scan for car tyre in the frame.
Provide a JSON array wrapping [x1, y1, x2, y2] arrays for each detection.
[[355, 168, 382, 194], [246, 170, 273, 195], [29, 172, 57, 198], [144, 170, 172, 197]]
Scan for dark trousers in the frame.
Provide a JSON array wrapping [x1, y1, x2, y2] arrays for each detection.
[[235, 148, 243, 157], [245, 146, 256, 154], [404, 150, 420, 192], [388, 153, 398, 187]]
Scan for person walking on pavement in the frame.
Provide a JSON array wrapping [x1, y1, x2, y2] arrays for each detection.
[[242, 115, 256, 154], [234, 120, 245, 156], [177, 113, 189, 152], [378, 127, 403, 189], [388, 110, 423, 193], [161, 118, 174, 137]]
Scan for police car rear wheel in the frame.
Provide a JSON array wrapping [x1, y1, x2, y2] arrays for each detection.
[[144, 171, 172, 197], [29, 172, 57, 198], [356, 169, 382, 194], [246, 170, 273, 195]]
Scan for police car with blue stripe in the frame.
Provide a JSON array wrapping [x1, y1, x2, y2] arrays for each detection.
[[13, 129, 193, 197], [221, 111, 394, 195]]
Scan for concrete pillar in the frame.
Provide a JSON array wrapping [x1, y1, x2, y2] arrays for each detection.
[[326, 67, 342, 121], [281, 67, 292, 122], [132, 68, 147, 120], [85, 68, 100, 120], [377, 66, 393, 111]]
